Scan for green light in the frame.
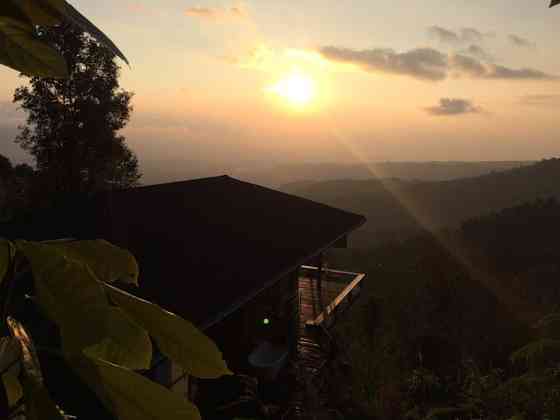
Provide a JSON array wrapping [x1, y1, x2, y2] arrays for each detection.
[[263, 318, 270, 325]]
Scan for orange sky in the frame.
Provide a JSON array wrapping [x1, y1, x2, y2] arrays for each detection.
[[1, 0, 560, 183]]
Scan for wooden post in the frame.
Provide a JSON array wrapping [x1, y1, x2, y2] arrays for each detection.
[[317, 252, 324, 309]]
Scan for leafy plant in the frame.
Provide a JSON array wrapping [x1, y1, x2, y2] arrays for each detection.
[[0, 0, 127, 77], [0, 238, 231, 419]]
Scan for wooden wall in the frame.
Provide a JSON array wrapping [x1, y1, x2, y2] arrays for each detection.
[[205, 268, 300, 374], [170, 363, 190, 397]]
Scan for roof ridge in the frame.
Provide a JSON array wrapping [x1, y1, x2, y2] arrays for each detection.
[[225, 176, 367, 222], [101, 175, 366, 223], [125, 174, 231, 191]]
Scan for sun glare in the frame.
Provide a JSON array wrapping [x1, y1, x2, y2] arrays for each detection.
[[267, 70, 317, 108]]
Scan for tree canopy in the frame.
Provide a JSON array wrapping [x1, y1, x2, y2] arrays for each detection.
[[13, 24, 140, 197]]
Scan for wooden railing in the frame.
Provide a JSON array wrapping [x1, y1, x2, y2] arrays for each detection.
[[300, 266, 365, 328]]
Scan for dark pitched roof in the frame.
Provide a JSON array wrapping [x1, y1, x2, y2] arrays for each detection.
[[7, 176, 365, 328], [101, 176, 365, 328]]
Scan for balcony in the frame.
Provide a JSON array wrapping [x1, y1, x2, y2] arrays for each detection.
[[298, 265, 366, 329], [296, 265, 365, 373], [285, 265, 365, 418]]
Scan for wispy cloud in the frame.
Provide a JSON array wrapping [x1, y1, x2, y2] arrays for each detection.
[[318, 45, 557, 82], [428, 26, 492, 45], [461, 28, 489, 43], [451, 54, 554, 80], [185, 3, 248, 21], [508, 34, 537, 50], [428, 26, 460, 44], [425, 98, 481, 116], [449, 54, 486, 77], [460, 44, 494, 62], [319, 46, 449, 81], [485, 65, 552, 79]]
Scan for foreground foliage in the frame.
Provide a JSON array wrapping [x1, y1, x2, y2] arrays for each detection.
[[0, 0, 127, 77], [0, 239, 231, 419]]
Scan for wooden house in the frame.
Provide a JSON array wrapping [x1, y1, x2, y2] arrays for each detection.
[[5, 175, 366, 415]]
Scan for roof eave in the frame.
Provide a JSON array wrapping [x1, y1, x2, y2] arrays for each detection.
[[199, 214, 367, 331]]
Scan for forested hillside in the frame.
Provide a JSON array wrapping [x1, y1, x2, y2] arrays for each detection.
[[233, 161, 529, 189], [330, 198, 560, 419], [284, 158, 560, 246]]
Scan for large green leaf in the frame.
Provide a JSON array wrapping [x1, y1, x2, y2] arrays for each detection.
[[45, 239, 139, 285], [72, 356, 201, 420], [15, 241, 152, 369], [0, 337, 23, 408], [84, 307, 152, 371], [10, 0, 65, 26], [0, 337, 21, 378], [5, 318, 63, 418], [2, 371, 23, 408], [21, 375, 65, 420], [105, 284, 232, 379], [0, 0, 127, 77], [7, 318, 43, 384], [16, 241, 110, 351], [0, 239, 14, 286], [0, 1, 32, 24], [0, 17, 67, 77]]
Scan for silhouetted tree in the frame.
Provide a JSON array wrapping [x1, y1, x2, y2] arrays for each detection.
[[13, 163, 34, 179], [0, 154, 14, 218], [0, 154, 13, 179], [0, 156, 36, 219], [14, 24, 140, 199]]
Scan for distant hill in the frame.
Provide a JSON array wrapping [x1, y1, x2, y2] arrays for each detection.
[[461, 197, 560, 275], [282, 158, 560, 246], [232, 161, 531, 188]]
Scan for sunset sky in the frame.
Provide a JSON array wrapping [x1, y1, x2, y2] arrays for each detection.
[[1, 0, 560, 183]]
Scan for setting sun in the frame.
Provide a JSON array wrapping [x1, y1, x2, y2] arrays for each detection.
[[267, 70, 317, 107]]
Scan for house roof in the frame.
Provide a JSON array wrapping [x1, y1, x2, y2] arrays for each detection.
[[9, 175, 366, 329], [100, 176, 365, 329]]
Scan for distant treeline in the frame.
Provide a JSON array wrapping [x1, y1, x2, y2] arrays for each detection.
[[234, 160, 531, 188], [284, 158, 560, 247]]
